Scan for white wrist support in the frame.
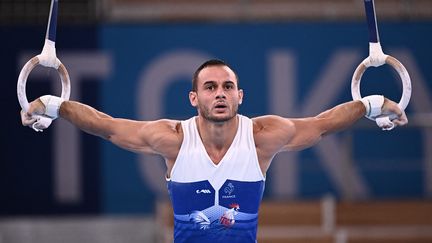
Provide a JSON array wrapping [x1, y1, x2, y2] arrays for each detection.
[[39, 95, 64, 119], [360, 95, 384, 119]]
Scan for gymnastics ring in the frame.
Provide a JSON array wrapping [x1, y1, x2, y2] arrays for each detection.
[[17, 56, 70, 113], [352, 0, 411, 130], [351, 55, 412, 119], [17, 54, 70, 132], [17, 0, 70, 132]]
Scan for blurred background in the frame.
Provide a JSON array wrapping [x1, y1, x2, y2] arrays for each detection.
[[1, 0, 432, 242]]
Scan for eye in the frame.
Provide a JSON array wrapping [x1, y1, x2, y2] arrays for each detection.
[[205, 85, 215, 90], [224, 84, 234, 90]]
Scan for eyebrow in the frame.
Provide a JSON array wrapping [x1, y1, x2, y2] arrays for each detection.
[[203, 81, 216, 86], [202, 80, 235, 86]]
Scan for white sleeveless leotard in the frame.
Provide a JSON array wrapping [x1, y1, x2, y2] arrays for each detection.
[[167, 115, 265, 243]]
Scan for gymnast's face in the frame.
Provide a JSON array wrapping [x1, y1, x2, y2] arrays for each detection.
[[189, 65, 243, 123]]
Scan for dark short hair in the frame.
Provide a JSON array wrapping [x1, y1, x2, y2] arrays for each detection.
[[191, 59, 239, 91]]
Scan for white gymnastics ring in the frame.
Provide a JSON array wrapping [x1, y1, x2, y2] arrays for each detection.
[[17, 56, 70, 112], [351, 55, 412, 119], [17, 55, 70, 131]]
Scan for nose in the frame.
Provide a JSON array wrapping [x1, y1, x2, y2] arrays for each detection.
[[215, 87, 226, 99], [216, 93, 226, 99]]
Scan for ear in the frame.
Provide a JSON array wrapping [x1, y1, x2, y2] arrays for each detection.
[[189, 91, 198, 107], [238, 89, 244, 105]]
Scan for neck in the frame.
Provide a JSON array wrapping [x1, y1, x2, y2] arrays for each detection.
[[196, 115, 239, 150]]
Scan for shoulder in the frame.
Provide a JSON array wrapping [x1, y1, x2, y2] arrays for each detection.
[[251, 115, 296, 151], [136, 118, 179, 131], [252, 115, 295, 135], [156, 119, 182, 131], [140, 118, 184, 159], [142, 119, 183, 138]]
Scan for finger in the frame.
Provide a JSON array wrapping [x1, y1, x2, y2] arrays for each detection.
[[392, 113, 408, 127], [393, 120, 404, 126], [22, 116, 37, 126], [22, 109, 32, 119], [384, 106, 402, 118], [33, 122, 45, 131], [382, 98, 403, 116], [20, 110, 36, 126], [394, 116, 408, 126]]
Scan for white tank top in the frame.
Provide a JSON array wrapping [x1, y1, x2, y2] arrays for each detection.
[[167, 115, 265, 243]]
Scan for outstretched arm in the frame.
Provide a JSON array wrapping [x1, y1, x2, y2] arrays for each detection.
[[21, 98, 182, 157], [254, 97, 408, 155]]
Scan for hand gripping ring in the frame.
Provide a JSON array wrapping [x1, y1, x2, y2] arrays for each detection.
[[17, 56, 70, 132], [351, 55, 412, 119], [17, 56, 70, 113]]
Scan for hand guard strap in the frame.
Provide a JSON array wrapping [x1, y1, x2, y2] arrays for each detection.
[[360, 95, 384, 120], [40, 95, 64, 119]]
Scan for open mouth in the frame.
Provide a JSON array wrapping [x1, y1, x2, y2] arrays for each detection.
[[215, 104, 227, 108], [214, 103, 228, 111]]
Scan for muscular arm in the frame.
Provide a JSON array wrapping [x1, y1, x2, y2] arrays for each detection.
[[60, 101, 114, 139], [285, 100, 365, 151], [254, 100, 365, 156], [24, 99, 182, 158], [59, 101, 181, 156], [254, 98, 407, 156]]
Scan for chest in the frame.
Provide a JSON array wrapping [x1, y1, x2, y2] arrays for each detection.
[[203, 146, 230, 165]]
